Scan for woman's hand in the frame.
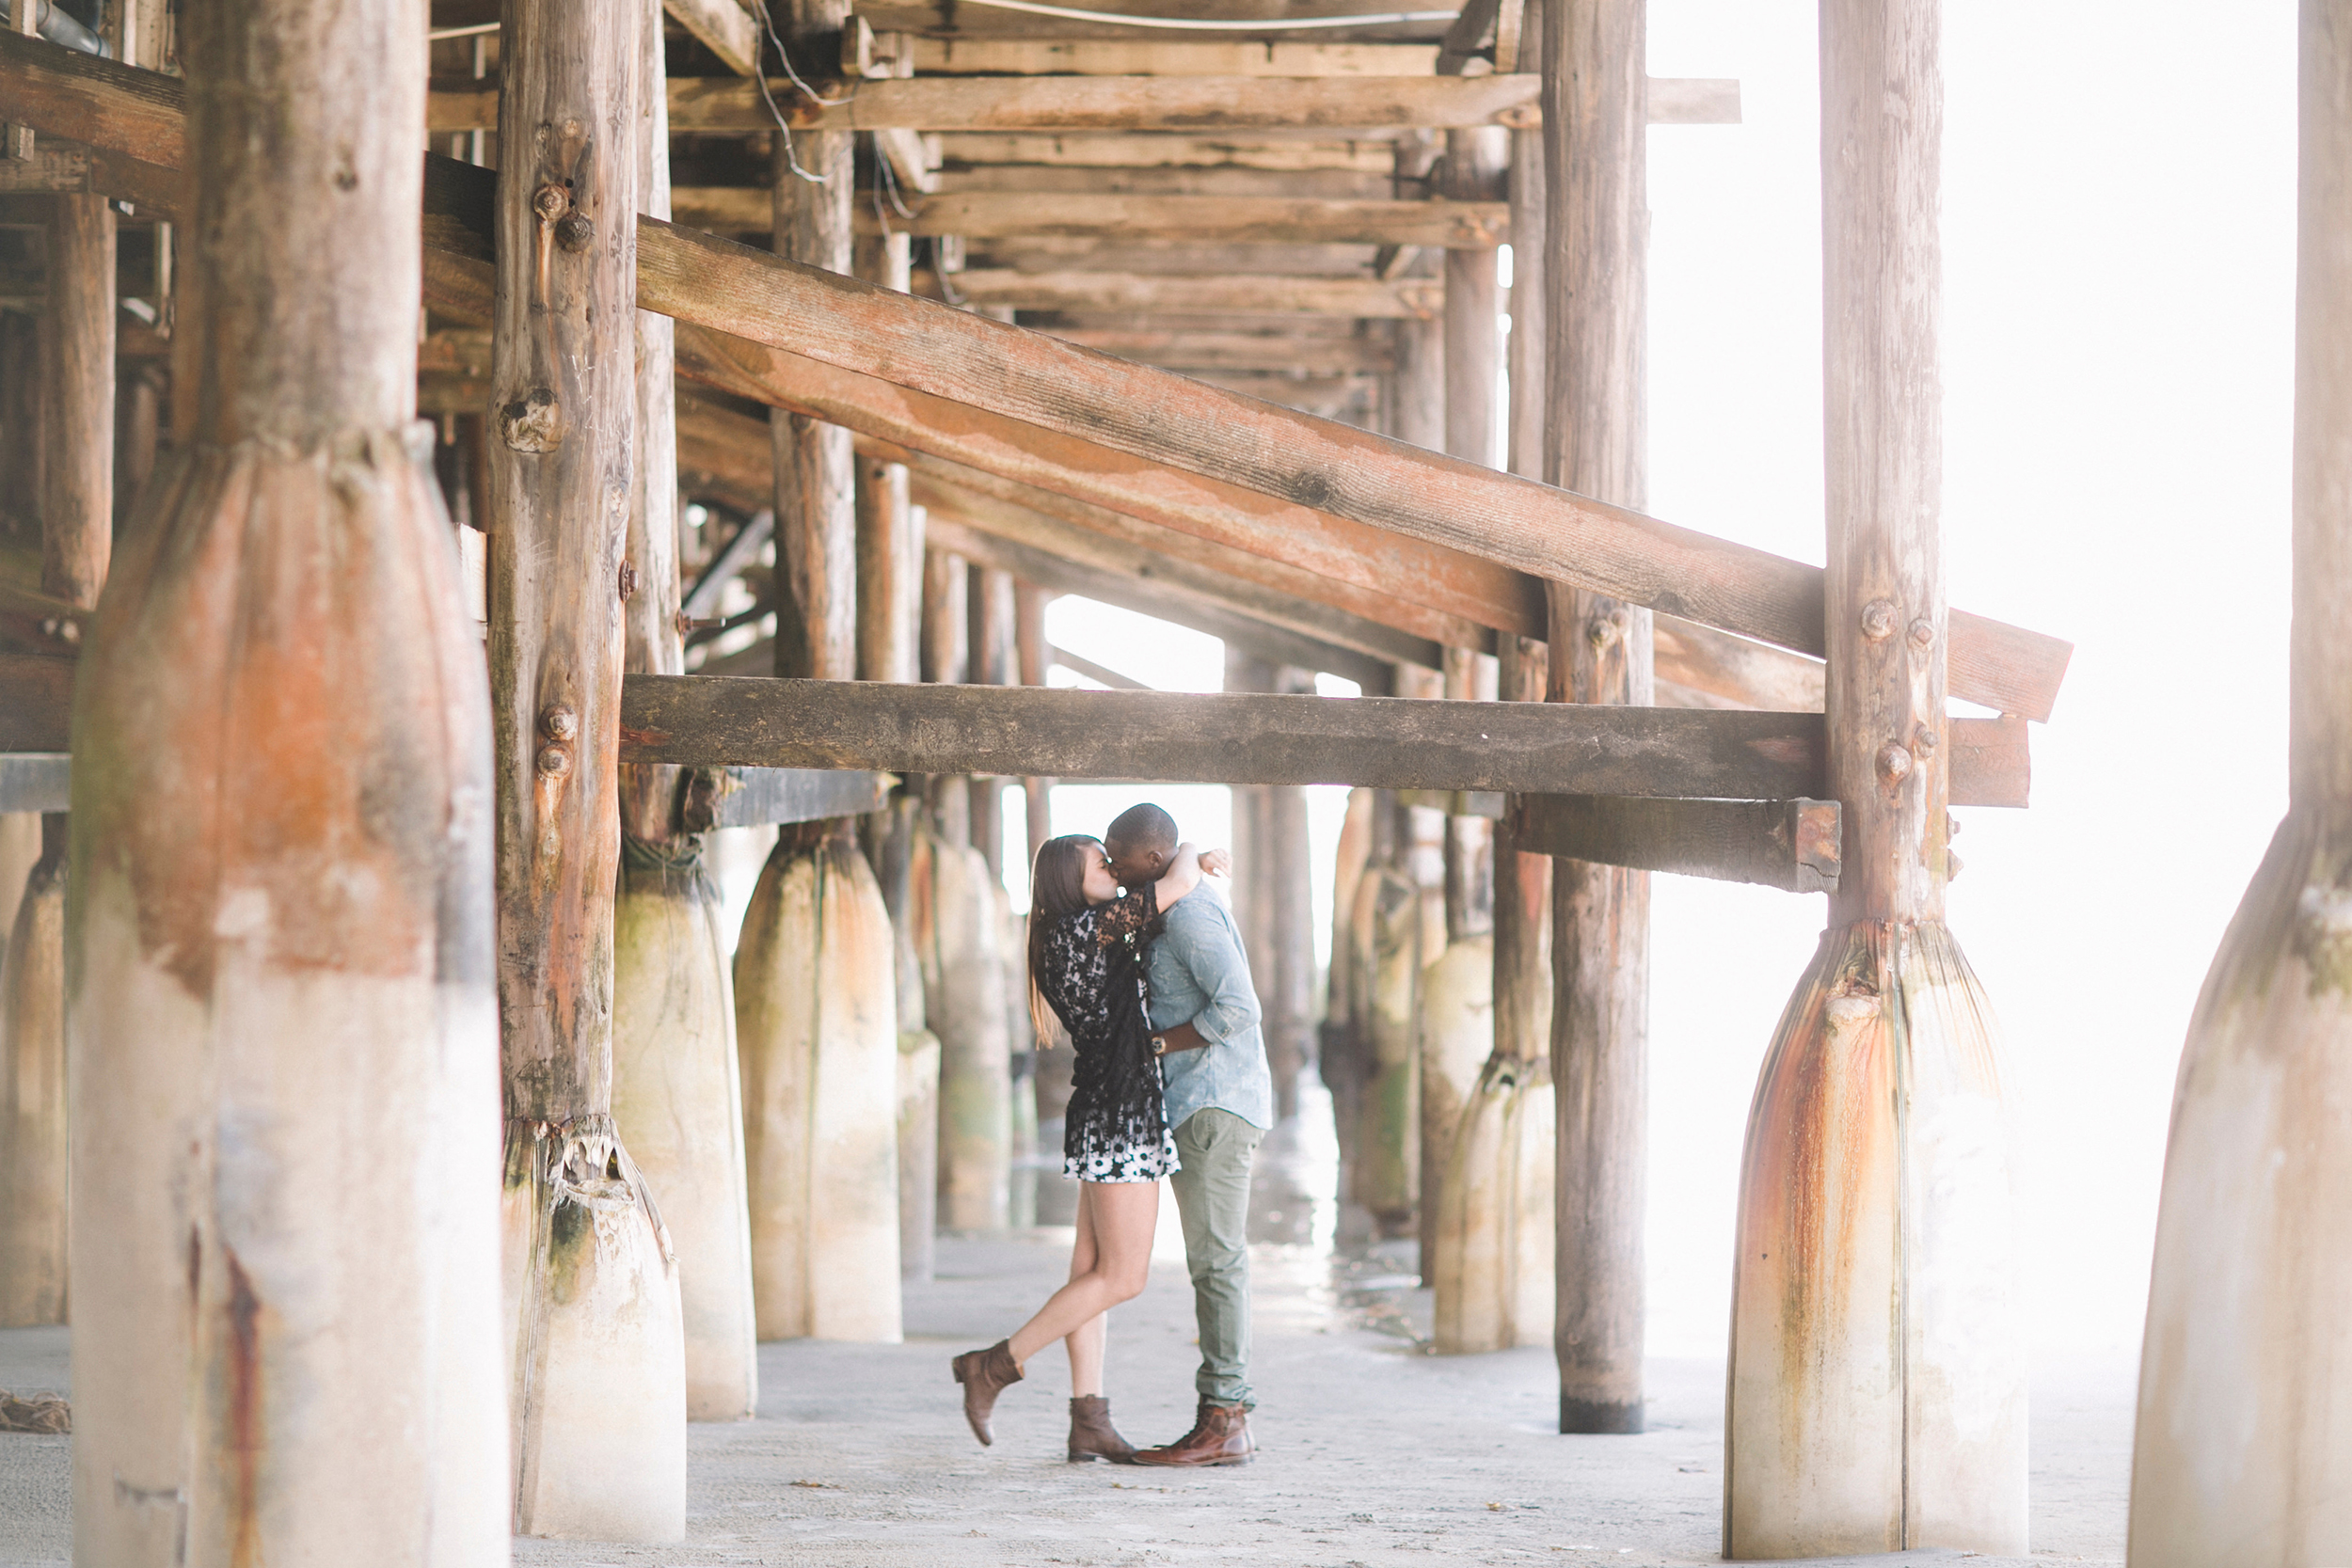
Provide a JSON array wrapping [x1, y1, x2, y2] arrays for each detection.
[[1199, 847, 1232, 879]]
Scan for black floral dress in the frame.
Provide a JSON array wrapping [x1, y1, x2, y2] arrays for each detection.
[[1036, 884, 1182, 1183]]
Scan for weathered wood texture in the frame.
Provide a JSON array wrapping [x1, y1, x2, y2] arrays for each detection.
[[64, 0, 507, 1560], [41, 193, 112, 610], [770, 21, 855, 684], [0, 43, 2069, 721], [618, 677, 1827, 797], [431, 71, 1738, 133], [489, 0, 686, 1542], [854, 231, 919, 686], [1542, 0, 1652, 1439], [675, 187, 1510, 246], [0, 813, 66, 1327], [663, 0, 759, 75], [1724, 0, 2026, 1553], [1039, 328, 1398, 374], [1510, 795, 1838, 894], [2127, 7, 2352, 1561], [947, 269, 1442, 318], [0, 656, 75, 754]]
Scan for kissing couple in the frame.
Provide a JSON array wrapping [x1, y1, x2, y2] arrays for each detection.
[[951, 802, 1271, 1466]]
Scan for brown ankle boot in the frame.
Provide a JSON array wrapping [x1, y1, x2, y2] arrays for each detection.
[[950, 1339, 1024, 1447], [1129, 1402, 1255, 1467], [1066, 1395, 1136, 1464]]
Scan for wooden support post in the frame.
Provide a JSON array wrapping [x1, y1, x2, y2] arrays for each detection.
[[2128, 5, 2352, 1559], [735, 0, 900, 1351], [1542, 0, 1652, 1436], [608, 0, 757, 1427], [920, 544, 970, 844], [968, 563, 1012, 881], [851, 222, 939, 1285], [67, 0, 505, 1559], [0, 185, 109, 1330], [1015, 580, 1054, 870], [1724, 0, 2025, 1554], [1389, 134, 1444, 454], [489, 0, 686, 1540]]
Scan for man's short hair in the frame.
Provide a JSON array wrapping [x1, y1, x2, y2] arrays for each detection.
[[1105, 801, 1177, 858]]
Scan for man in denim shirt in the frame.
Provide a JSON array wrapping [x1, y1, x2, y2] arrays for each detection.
[[1104, 803, 1270, 1467]]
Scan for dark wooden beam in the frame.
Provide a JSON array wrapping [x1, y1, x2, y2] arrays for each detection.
[[616, 677, 1829, 797], [1508, 795, 1841, 895], [675, 188, 1510, 247], [0, 654, 72, 752], [714, 765, 893, 827]]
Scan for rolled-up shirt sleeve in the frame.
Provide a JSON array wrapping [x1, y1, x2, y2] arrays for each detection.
[[1167, 913, 1261, 1045]]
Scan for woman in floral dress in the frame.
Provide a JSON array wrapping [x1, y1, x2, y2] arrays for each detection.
[[950, 832, 1226, 1461]]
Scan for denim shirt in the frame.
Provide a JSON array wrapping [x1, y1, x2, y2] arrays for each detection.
[[1145, 883, 1273, 1132]]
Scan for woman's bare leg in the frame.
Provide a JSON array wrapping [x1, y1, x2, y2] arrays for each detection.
[[1064, 1184, 1109, 1397], [1008, 1180, 1157, 1367]]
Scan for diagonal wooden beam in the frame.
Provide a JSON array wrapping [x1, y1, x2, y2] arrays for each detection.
[[1, 29, 2071, 722]]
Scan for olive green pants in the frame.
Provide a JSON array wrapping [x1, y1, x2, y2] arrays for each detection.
[[1168, 1108, 1265, 1408]]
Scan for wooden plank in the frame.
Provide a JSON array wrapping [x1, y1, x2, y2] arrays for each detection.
[[946, 267, 1441, 317], [616, 677, 1831, 797], [1947, 711, 2029, 808], [672, 187, 1511, 246], [920, 511, 1399, 690], [1509, 795, 1839, 895], [662, 73, 1547, 134], [911, 467, 1442, 669], [0, 655, 73, 752], [664, 0, 760, 76], [0, 40, 2070, 721], [1037, 327, 1398, 373], [0, 28, 186, 172], [0, 752, 68, 813], [907, 38, 1443, 74], [431, 72, 1739, 135], [936, 134, 1399, 174], [716, 765, 893, 826]]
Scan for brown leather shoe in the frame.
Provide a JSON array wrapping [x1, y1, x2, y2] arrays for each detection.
[[950, 1339, 1024, 1447], [1128, 1402, 1254, 1466], [1066, 1395, 1136, 1463]]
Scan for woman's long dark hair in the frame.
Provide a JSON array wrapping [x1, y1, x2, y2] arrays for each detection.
[[1025, 834, 1100, 1048]]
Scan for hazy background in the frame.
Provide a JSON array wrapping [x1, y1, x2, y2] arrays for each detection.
[[1014, 2, 2297, 1369]]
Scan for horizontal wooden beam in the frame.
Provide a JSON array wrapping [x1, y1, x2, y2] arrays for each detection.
[[906, 38, 1445, 75], [1038, 327, 1398, 374], [935, 134, 1400, 175], [1507, 794, 1841, 895], [5, 31, 2069, 722], [616, 677, 1830, 796], [673, 188, 1510, 246], [1948, 712, 2030, 808], [430, 72, 1738, 135], [921, 513, 1400, 689], [945, 267, 1442, 318]]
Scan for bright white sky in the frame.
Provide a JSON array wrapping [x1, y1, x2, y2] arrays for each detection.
[[1035, 1, 2300, 1365]]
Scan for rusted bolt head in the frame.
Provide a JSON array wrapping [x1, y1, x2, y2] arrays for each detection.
[[1861, 599, 1897, 641], [1876, 741, 1914, 783], [1912, 722, 1939, 754], [1908, 616, 1935, 649], [618, 560, 639, 600], [540, 705, 578, 741], [535, 743, 572, 778], [532, 182, 570, 223], [554, 213, 594, 252]]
